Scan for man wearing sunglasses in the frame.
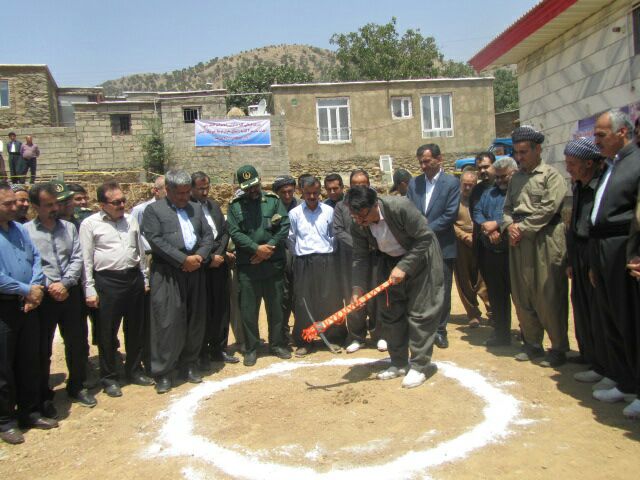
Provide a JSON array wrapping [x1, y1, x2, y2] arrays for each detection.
[[79, 181, 153, 398]]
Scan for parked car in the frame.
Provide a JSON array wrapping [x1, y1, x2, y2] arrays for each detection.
[[454, 138, 514, 173]]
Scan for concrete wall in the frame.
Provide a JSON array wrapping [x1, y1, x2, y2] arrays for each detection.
[[273, 78, 496, 180], [0, 66, 59, 129], [74, 102, 155, 171], [495, 109, 519, 137], [517, 0, 640, 173]]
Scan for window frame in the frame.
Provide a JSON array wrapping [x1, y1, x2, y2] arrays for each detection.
[[390, 96, 413, 119], [183, 106, 201, 124], [633, 4, 640, 56], [420, 93, 454, 138], [110, 114, 132, 135], [315, 97, 352, 144], [0, 80, 9, 108]]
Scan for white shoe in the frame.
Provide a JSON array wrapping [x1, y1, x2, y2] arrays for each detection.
[[377, 365, 407, 380], [573, 370, 604, 383], [622, 398, 640, 419], [345, 340, 363, 354], [377, 339, 388, 352], [592, 387, 636, 403], [592, 377, 617, 391], [402, 369, 426, 388]]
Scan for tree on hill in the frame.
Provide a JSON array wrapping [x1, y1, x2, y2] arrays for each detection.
[[224, 64, 313, 112], [330, 18, 519, 112], [329, 17, 443, 81]]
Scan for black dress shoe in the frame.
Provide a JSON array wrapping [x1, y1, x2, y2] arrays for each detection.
[[0, 427, 24, 445], [155, 376, 172, 394], [69, 389, 97, 408], [41, 400, 58, 419], [435, 334, 449, 349], [270, 347, 292, 360], [103, 383, 123, 398], [26, 416, 59, 430], [243, 350, 257, 367], [211, 351, 240, 364], [128, 373, 155, 386], [185, 367, 203, 384]]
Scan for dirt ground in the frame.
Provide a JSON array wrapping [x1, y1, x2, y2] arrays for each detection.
[[0, 284, 638, 480]]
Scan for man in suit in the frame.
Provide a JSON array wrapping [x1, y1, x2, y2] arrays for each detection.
[[588, 110, 640, 418], [142, 170, 214, 393], [407, 144, 460, 348], [347, 186, 444, 388], [191, 171, 238, 368], [6, 132, 23, 184]]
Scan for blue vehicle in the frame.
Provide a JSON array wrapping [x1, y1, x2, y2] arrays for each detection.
[[454, 138, 514, 173]]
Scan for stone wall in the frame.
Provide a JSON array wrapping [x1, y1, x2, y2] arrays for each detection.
[[0, 66, 59, 129]]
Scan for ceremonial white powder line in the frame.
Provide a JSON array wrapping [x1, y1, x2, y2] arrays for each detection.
[[147, 358, 522, 480]]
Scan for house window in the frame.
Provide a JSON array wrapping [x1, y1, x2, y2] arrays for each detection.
[[183, 107, 201, 123], [633, 5, 640, 56], [0, 80, 9, 108], [316, 97, 351, 143], [420, 94, 454, 138], [111, 114, 131, 135], [391, 97, 412, 119]]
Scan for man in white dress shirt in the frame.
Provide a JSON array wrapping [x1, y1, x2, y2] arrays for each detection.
[[79, 181, 154, 397]]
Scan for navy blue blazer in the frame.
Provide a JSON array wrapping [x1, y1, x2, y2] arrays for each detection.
[[406, 171, 460, 259]]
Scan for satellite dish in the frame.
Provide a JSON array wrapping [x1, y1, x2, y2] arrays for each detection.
[[256, 98, 267, 115]]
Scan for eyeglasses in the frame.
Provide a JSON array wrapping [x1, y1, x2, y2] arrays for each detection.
[[350, 208, 371, 221], [104, 198, 126, 206]]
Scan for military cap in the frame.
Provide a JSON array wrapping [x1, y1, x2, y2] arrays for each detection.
[[272, 175, 296, 192], [390, 168, 412, 192], [52, 180, 74, 201], [512, 125, 545, 144], [563, 137, 603, 161], [236, 165, 260, 190]]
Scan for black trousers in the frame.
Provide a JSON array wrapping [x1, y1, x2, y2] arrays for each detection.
[[0, 299, 40, 430], [589, 236, 638, 393], [201, 263, 231, 358], [39, 287, 88, 399], [8, 154, 26, 183], [569, 239, 607, 373], [478, 247, 511, 342], [292, 253, 345, 347], [94, 269, 145, 384], [150, 263, 206, 377], [281, 248, 294, 338], [438, 258, 455, 336], [24, 158, 37, 184]]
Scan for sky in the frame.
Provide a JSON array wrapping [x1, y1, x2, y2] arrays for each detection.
[[4, 0, 539, 87]]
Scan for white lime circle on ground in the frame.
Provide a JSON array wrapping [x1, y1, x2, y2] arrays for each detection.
[[147, 358, 521, 480]]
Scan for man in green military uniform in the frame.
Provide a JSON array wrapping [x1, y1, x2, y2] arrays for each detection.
[[502, 126, 569, 367], [227, 165, 292, 366]]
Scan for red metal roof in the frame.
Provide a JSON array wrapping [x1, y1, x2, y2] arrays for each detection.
[[469, 0, 605, 71]]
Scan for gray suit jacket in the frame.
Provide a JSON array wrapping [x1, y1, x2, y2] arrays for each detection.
[[350, 196, 441, 293], [142, 197, 214, 269]]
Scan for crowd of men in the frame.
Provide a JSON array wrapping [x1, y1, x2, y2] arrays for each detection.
[[1, 108, 640, 446]]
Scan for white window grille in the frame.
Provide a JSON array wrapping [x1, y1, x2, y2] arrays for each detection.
[[391, 97, 412, 119], [316, 97, 351, 143], [421, 94, 454, 138]]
